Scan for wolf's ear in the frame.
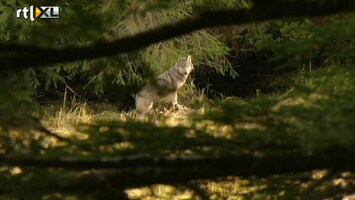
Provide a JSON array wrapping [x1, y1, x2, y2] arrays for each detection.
[[187, 55, 191, 62]]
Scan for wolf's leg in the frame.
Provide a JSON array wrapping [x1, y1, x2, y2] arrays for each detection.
[[135, 95, 153, 120], [171, 90, 178, 105], [169, 90, 184, 110]]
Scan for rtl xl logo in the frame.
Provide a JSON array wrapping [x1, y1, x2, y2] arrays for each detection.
[[17, 6, 59, 21]]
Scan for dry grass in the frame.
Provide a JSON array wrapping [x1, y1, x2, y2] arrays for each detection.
[[18, 66, 355, 199], [37, 97, 355, 200]]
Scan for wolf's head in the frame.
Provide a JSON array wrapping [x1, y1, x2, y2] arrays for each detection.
[[177, 55, 194, 77]]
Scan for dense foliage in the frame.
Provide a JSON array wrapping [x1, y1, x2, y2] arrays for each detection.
[[1, 1, 353, 99], [1, 0, 237, 97], [0, 0, 354, 199]]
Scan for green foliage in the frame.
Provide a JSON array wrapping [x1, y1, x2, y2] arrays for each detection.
[[202, 65, 355, 153], [192, 0, 252, 10], [0, 74, 41, 136], [3, 1, 353, 99], [258, 16, 355, 68], [0, 0, 236, 96]]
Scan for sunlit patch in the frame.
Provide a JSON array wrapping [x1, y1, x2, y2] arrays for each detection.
[[194, 120, 233, 139], [272, 97, 307, 111], [41, 137, 58, 148], [311, 169, 328, 180], [41, 102, 95, 139], [114, 142, 134, 150], [333, 178, 348, 188], [9, 167, 23, 175], [234, 122, 267, 131], [185, 129, 196, 138], [300, 182, 310, 189], [272, 90, 328, 112], [0, 166, 9, 172], [126, 187, 152, 199], [151, 185, 177, 197], [278, 190, 286, 196], [76, 133, 89, 140], [341, 171, 352, 178], [200, 177, 267, 197], [156, 105, 194, 127], [309, 92, 327, 101], [125, 185, 194, 199], [343, 194, 355, 200], [115, 127, 129, 138], [99, 126, 109, 132]]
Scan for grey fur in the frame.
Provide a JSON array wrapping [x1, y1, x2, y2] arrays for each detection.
[[135, 55, 194, 120]]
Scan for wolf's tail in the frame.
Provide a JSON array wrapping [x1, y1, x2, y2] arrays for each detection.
[[135, 93, 153, 120]]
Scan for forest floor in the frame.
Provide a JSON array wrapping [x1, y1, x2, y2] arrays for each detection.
[[1, 65, 354, 199]]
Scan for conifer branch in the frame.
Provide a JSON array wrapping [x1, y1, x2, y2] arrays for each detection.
[[0, 0, 354, 70]]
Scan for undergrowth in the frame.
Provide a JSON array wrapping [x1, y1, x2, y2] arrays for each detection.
[[1, 65, 354, 199]]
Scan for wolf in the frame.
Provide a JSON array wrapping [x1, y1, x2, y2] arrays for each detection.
[[135, 55, 194, 120]]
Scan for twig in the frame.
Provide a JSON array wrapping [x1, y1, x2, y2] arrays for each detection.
[[37, 126, 70, 142]]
